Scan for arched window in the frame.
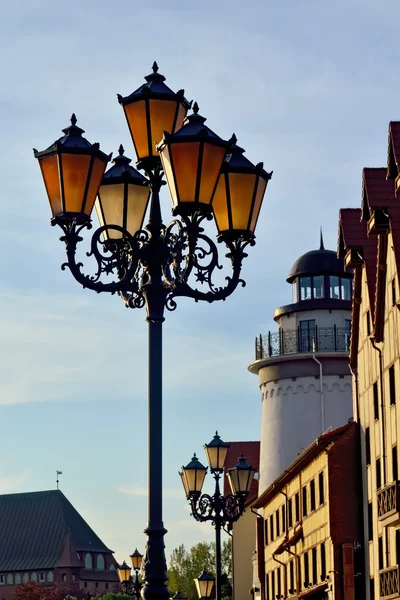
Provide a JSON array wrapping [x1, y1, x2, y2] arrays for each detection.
[[31, 573, 37, 582], [15, 574, 21, 584], [61, 573, 67, 582], [96, 554, 105, 570], [6, 574, 13, 585], [85, 553, 93, 570], [109, 564, 116, 571], [22, 573, 29, 583], [47, 572, 54, 583]]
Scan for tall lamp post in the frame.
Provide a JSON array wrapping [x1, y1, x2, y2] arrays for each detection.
[[118, 549, 144, 598], [34, 63, 271, 600], [180, 433, 255, 600]]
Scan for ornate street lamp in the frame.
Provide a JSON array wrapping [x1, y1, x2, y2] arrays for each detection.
[[34, 63, 271, 600], [181, 433, 255, 600], [194, 570, 215, 600], [118, 550, 144, 598]]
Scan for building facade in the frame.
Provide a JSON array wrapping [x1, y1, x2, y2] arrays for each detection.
[[248, 237, 353, 495], [0, 490, 120, 599], [338, 133, 400, 600], [252, 423, 364, 600]]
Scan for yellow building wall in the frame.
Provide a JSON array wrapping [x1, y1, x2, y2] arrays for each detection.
[[232, 509, 258, 600]]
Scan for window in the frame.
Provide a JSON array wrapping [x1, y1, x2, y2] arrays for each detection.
[[84, 582, 88, 588], [295, 493, 300, 522], [264, 519, 268, 545], [378, 536, 384, 570], [396, 530, 400, 565], [300, 320, 316, 352], [365, 427, 371, 466], [97, 554, 105, 570], [288, 498, 293, 528], [373, 383, 379, 420], [271, 570, 275, 600], [15, 574, 21, 584], [390, 366, 396, 406], [61, 574, 67, 583], [368, 502, 373, 541], [341, 278, 351, 300], [319, 472, 324, 505], [47, 572, 54, 583], [22, 574, 29, 583], [304, 552, 309, 588], [370, 578, 375, 600], [266, 573, 270, 600], [95, 582, 99, 589], [292, 283, 298, 303], [109, 564, 116, 571], [313, 275, 324, 299], [0, 577, 4, 586], [392, 278, 396, 306], [6, 574, 13, 585], [376, 458, 382, 489], [85, 553, 93, 570], [31, 573, 37, 582], [39, 573, 45, 582], [289, 561, 295, 593], [300, 277, 312, 300], [367, 311, 371, 335], [277, 568, 281, 598], [321, 543, 326, 580], [276, 510, 280, 537], [310, 479, 316, 512], [270, 515, 274, 541], [281, 504, 286, 533], [330, 276, 340, 299], [302, 485, 308, 517], [312, 547, 317, 585], [394, 446, 399, 481]]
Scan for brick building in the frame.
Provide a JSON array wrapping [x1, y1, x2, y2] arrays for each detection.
[[252, 422, 364, 600], [0, 490, 120, 599]]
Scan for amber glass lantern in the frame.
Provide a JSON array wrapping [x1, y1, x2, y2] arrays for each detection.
[[211, 140, 272, 241], [194, 570, 215, 599], [118, 561, 132, 582], [157, 103, 230, 215], [204, 432, 230, 472], [180, 454, 207, 497], [118, 62, 190, 167], [227, 454, 255, 496], [95, 145, 150, 239], [130, 548, 144, 571], [34, 114, 110, 223]]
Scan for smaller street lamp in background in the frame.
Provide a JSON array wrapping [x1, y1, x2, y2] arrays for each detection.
[[118, 549, 144, 598], [172, 591, 188, 600], [180, 433, 255, 600], [194, 570, 215, 600]]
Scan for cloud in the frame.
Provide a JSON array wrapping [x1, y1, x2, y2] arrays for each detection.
[[0, 468, 31, 493]]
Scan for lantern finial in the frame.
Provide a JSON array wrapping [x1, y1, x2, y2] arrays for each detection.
[[192, 102, 199, 114], [118, 144, 125, 156], [152, 61, 159, 73], [70, 113, 77, 125]]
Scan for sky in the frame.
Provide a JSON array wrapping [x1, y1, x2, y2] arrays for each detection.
[[0, 0, 399, 568]]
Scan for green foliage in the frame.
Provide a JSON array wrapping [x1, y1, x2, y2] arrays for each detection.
[[168, 540, 232, 600], [95, 595, 132, 600]]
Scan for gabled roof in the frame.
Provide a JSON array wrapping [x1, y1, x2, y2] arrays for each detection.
[[387, 122, 400, 180], [362, 167, 395, 220], [0, 490, 112, 572]]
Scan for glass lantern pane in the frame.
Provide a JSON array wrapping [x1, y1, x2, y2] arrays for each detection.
[[84, 157, 108, 217], [227, 471, 239, 495], [124, 100, 149, 160], [205, 446, 228, 471], [149, 99, 179, 155], [175, 103, 188, 132], [171, 142, 200, 203], [160, 146, 179, 207], [229, 173, 257, 230], [95, 184, 125, 239], [198, 144, 226, 205], [249, 176, 267, 233], [211, 176, 229, 233], [61, 154, 91, 213], [39, 154, 63, 216], [126, 183, 150, 235]]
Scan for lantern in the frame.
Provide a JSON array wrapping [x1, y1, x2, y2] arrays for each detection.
[[180, 454, 207, 497], [118, 561, 132, 583], [227, 454, 255, 496], [204, 431, 230, 472], [194, 570, 215, 599]]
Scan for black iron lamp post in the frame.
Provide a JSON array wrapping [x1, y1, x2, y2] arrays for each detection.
[[118, 550, 144, 598], [34, 63, 271, 600], [180, 433, 256, 600], [195, 570, 215, 600]]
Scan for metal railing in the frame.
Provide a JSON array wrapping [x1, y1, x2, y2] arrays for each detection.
[[380, 566, 400, 599], [377, 481, 400, 520], [255, 326, 350, 360]]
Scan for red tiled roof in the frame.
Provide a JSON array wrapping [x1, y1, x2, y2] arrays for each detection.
[[387, 122, 400, 179], [224, 441, 260, 502], [362, 168, 396, 216]]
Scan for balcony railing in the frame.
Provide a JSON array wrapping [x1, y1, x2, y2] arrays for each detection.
[[380, 566, 400, 599], [378, 481, 400, 522], [255, 326, 350, 360]]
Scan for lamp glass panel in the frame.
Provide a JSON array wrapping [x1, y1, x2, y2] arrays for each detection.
[[227, 471, 239, 495], [118, 565, 131, 582], [211, 176, 229, 232], [84, 157, 108, 217], [160, 146, 179, 207], [205, 446, 229, 471], [60, 154, 91, 213], [124, 100, 149, 160], [131, 553, 143, 570], [249, 176, 267, 233], [126, 183, 151, 235], [228, 172, 257, 230], [175, 103, 189, 132], [198, 144, 226, 205], [39, 154, 62, 216], [195, 577, 214, 599], [95, 184, 125, 239], [171, 142, 200, 203], [184, 466, 206, 494], [238, 467, 254, 493], [149, 99, 179, 154], [180, 471, 190, 498]]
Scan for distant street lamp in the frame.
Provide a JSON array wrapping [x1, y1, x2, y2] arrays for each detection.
[[195, 570, 215, 600], [180, 433, 255, 600], [34, 63, 271, 600], [118, 549, 144, 598]]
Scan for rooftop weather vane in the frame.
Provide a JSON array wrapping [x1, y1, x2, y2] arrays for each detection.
[[56, 470, 62, 490]]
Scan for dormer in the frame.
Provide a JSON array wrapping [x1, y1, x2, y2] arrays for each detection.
[[361, 168, 393, 235]]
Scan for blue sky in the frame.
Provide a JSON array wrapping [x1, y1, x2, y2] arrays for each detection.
[[0, 0, 399, 566]]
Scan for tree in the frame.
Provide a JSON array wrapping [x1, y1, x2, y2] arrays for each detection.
[[168, 540, 232, 600]]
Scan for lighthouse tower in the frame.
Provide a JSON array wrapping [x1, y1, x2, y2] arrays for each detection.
[[248, 235, 353, 493]]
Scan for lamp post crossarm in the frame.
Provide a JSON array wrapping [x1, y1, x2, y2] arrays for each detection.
[[189, 492, 246, 528]]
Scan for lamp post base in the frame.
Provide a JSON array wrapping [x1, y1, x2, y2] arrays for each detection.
[[141, 523, 169, 600]]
